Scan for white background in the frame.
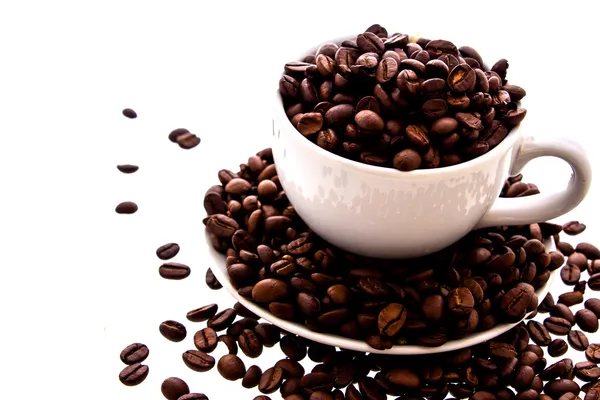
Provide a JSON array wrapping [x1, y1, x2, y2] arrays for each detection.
[[0, 0, 599, 398]]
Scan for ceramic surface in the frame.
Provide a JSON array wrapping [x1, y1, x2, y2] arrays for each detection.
[[204, 231, 557, 355]]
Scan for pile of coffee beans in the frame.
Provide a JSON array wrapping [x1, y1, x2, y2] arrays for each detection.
[[202, 148, 579, 349], [118, 147, 599, 400], [279, 24, 527, 170]]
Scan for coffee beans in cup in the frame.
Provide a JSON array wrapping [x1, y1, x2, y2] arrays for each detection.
[[279, 24, 527, 171]]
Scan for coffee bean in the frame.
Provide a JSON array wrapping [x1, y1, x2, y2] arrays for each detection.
[[568, 329, 590, 351], [207, 308, 237, 331], [561, 264, 581, 285], [187, 304, 218, 322], [586, 299, 600, 317], [431, 116, 459, 135], [586, 344, 600, 363], [297, 113, 323, 136], [357, 32, 385, 54], [115, 201, 138, 214], [563, 221, 586, 235], [193, 327, 218, 353], [500, 287, 532, 321], [448, 287, 474, 315], [549, 339, 569, 357], [544, 379, 581, 399], [558, 291, 584, 307], [448, 64, 476, 92], [156, 243, 180, 260], [425, 39, 458, 58], [393, 149, 421, 171], [240, 365, 263, 389], [259, 367, 284, 394], [178, 394, 208, 400], [385, 368, 420, 388], [207, 214, 239, 238], [160, 377, 189, 400], [205, 268, 222, 290], [590, 261, 600, 275], [577, 309, 599, 333], [237, 329, 263, 358], [252, 279, 290, 303], [575, 361, 600, 382], [590, 273, 600, 291], [527, 320, 551, 346], [159, 262, 191, 280], [377, 303, 407, 337], [117, 164, 139, 173], [120, 343, 149, 365], [544, 316, 572, 335], [568, 252, 588, 269], [117, 364, 151, 390], [280, 335, 307, 361], [176, 132, 201, 149], [159, 320, 187, 342], [217, 354, 246, 381], [552, 304, 576, 324], [122, 108, 137, 118], [301, 372, 335, 392]]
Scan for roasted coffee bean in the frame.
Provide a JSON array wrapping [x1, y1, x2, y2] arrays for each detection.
[[238, 329, 263, 358], [568, 330, 590, 351], [207, 308, 237, 331], [217, 354, 246, 381], [552, 303, 576, 324], [259, 367, 285, 394], [527, 320, 551, 346], [590, 273, 600, 291], [393, 149, 421, 171], [115, 201, 138, 214], [558, 291, 584, 306], [301, 372, 335, 392], [377, 303, 407, 337], [549, 339, 569, 357], [587, 344, 600, 362], [586, 299, 600, 317], [182, 349, 216, 372], [575, 361, 600, 382], [118, 362, 148, 386], [187, 304, 218, 322], [275, 358, 305, 378], [218, 334, 238, 355], [120, 343, 149, 365], [205, 268, 222, 290], [544, 379, 581, 399], [563, 221, 586, 235], [178, 394, 208, 400], [168, 128, 189, 143], [561, 264, 581, 285], [544, 316, 572, 335], [254, 323, 280, 347], [161, 377, 189, 400], [252, 279, 290, 303], [500, 287, 532, 321], [194, 327, 218, 353], [117, 164, 139, 174], [177, 132, 201, 149], [159, 320, 187, 342], [122, 108, 137, 118], [448, 287, 475, 315], [242, 365, 263, 389], [281, 335, 307, 361], [159, 262, 191, 280], [577, 309, 599, 333], [156, 243, 180, 260]]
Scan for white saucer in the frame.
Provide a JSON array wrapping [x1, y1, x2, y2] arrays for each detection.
[[203, 231, 556, 355]]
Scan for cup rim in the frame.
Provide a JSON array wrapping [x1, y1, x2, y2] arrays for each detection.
[[275, 90, 524, 179]]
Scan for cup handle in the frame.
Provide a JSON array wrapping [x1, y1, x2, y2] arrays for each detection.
[[475, 136, 592, 229]]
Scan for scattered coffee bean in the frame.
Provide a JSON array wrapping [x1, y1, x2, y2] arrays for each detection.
[[239, 329, 263, 358], [561, 264, 581, 285], [156, 243, 180, 260], [548, 339, 569, 357], [558, 291, 584, 307], [587, 344, 600, 363], [159, 262, 191, 280], [568, 330, 590, 351], [117, 164, 139, 174], [115, 201, 138, 214], [208, 308, 237, 331], [242, 365, 263, 389], [551, 304, 576, 325], [120, 343, 149, 365], [187, 304, 218, 322], [122, 108, 137, 119], [280, 334, 307, 361], [544, 379, 581, 399], [169, 128, 190, 143], [182, 350, 215, 372], [576, 309, 599, 333], [177, 132, 201, 149], [590, 273, 600, 291], [159, 320, 187, 342], [118, 362, 149, 386], [563, 221, 586, 235], [194, 327, 218, 353], [576, 361, 600, 382], [205, 268, 222, 290], [178, 394, 208, 400], [528, 320, 551, 345], [586, 298, 600, 317], [544, 316, 572, 335], [161, 377, 189, 400], [217, 354, 246, 381], [259, 367, 284, 394]]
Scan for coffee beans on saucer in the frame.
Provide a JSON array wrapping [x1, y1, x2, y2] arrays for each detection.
[[279, 25, 527, 171], [204, 147, 555, 349]]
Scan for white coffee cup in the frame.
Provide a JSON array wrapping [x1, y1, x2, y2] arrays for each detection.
[[272, 45, 592, 259]]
